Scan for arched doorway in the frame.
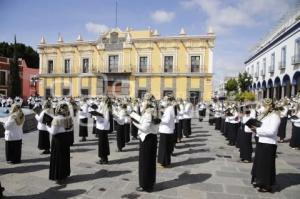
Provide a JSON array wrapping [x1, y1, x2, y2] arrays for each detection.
[[267, 79, 274, 99], [262, 80, 267, 98], [274, 77, 281, 100], [292, 71, 300, 96], [282, 75, 291, 98]]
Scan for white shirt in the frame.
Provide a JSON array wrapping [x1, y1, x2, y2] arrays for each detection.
[[78, 103, 89, 119], [228, 111, 240, 124], [114, 109, 126, 125], [242, 115, 253, 133], [96, 108, 110, 130], [280, 106, 288, 118], [158, 106, 175, 134], [291, 112, 300, 127], [183, 103, 193, 119], [256, 112, 280, 145], [178, 104, 184, 120], [46, 115, 73, 135], [133, 111, 158, 142], [35, 109, 50, 131], [4, 115, 23, 141]]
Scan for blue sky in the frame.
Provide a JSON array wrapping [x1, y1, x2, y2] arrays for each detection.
[[0, 0, 298, 88]]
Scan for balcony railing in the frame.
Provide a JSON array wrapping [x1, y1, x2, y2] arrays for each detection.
[[255, 72, 258, 78], [278, 61, 286, 70], [260, 70, 265, 76], [291, 55, 300, 65], [268, 65, 275, 73], [93, 65, 132, 73]]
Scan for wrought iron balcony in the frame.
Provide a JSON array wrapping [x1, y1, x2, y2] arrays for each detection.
[[278, 61, 286, 70], [268, 65, 275, 73], [291, 55, 300, 65]]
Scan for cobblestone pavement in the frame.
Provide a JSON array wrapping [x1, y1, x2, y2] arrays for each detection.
[[1, 116, 300, 199]]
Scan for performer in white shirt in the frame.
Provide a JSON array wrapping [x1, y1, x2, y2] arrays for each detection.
[[227, 105, 240, 146], [157, 95, 175, 168], [197, 101, 206, 122], [277, 100, 288, 143], [78, 98, 89, 142], [250, 98, 280, 192], [182, 100, 193, 138], [177, 99, 184, 143], [4, 104, 25, 164], [131, 99, 140, 139], [133, 93, 158, 192], [239, 106, 254, 163], [289, 99, 300, 149], [113, 103, 126, 152], [35, 100, 52, 154], [95, 96, 111, 164], [47, 103, 73, 184]]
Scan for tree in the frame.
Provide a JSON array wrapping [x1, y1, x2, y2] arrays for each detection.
[[225, 78, 238, 93], [0, 41, 39, 68], [238, 72, 253, 92], [9, 36, 21, 98]]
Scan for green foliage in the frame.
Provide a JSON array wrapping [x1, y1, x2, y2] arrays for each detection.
[[225, 78, 238, 93], [235, 91, 255, 102], [0, 42, 39, 68], [238, 72, 253, 92]]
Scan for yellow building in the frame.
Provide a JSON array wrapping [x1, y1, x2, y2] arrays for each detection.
[[38, 27, 215, 102]]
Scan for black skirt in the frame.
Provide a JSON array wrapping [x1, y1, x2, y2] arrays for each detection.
[[124, 123, 131, 143], [5, 140, 22, 163], [79, 118, 88, 137], [177, 120, 183, 140], [277, 117, 287, 140], [235, 124, 243, 148], [290, 124, 300, 148], [182, 119, 191, 137], [69, 130, 74, 146], [139, 134, 157, 191], [228, 123, 239, 145], [97, 129, 110, 159], [157, 133, 173, 166], [116, 124, 125, 150], [215, 117, 221, 130], [38, 130, 50, 150], [240, 131, 253, 161], [49, 132, 71, 181], [131, 122, 138, 139], [251, 142, 277, 188], [220, 118, 225, 133]]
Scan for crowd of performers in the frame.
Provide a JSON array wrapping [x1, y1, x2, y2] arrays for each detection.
[[208, 94, 300, 192], [1, 93, 196, 193]]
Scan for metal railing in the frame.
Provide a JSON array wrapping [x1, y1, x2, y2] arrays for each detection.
[[291, 55, 300, 65], [268, 65, 275, 73], [278, 61, 286, 70]]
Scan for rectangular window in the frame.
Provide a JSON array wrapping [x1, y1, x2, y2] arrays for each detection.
[[64, 59, 70, 73], [270, 53, 275, 71], [281, 47, 286, 67], [138, 90, 147, 99], [262, 58, 266, 75], [62, 88, 70, 96], [163, 90, 173, 97], [82, 58, 89, 73], [251, 65, 254, 76], [109, 55, 118, 72], [164, 56, 173, 72], [45, 88, 52, 97], [0, 71, 6, 85], [256, 62, 259, 77], [191, 56, 200, 72], [81, 88, 89, 96], [47, 60, 53, 74], [139, 56, 148, 72], [0, 89, 6, 95]]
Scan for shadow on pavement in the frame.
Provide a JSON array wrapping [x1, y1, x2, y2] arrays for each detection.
[[21, 157, 50, 164], [3, 185, 86, 199], [173, 148, 210, 156], [122, 147, 139, 152], [70, 148, 95, 153], [275, 173, 300, 192], [73, 142, 98, 147], [0, 164, 48, 175], [154, 172, 212, 191], [175, 143, 206, 149], [109, 156, 139, 164], [67, 169, 131, 184], [181, 138, 208, 144], [171, 157, 215, 168]]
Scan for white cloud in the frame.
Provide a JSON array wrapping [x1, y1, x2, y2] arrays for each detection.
[[180, 0, 293, 34], [151, 10, 175, 23], [85, 22, 109, 34]]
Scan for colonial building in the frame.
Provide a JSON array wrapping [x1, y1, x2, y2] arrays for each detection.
[[245, 6, 300, 100], [38, 27, 215, 102], [0, 56, 39, 99]]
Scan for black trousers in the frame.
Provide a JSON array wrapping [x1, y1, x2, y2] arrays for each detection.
[[277, 117, 287, 140], [240, 132, 253, 161], [131, 122, 138, 139], [177, 120, 183, 140], [290, 125, 300, 148], [124, 123, 131, 143], [97, 129, 110, 161], [5, 140, 22, 163], [79, 118, 88, 137], [139, 134, 157, 191], [182, 119, 191, 137], [38, 130, 50, 150], [116, 124, 125, 150]]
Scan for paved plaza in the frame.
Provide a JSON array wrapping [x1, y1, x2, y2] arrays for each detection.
[[1, 115, 300, 199]]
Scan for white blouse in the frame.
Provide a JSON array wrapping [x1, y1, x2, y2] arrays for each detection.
[[4, 115, 23, 141]]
